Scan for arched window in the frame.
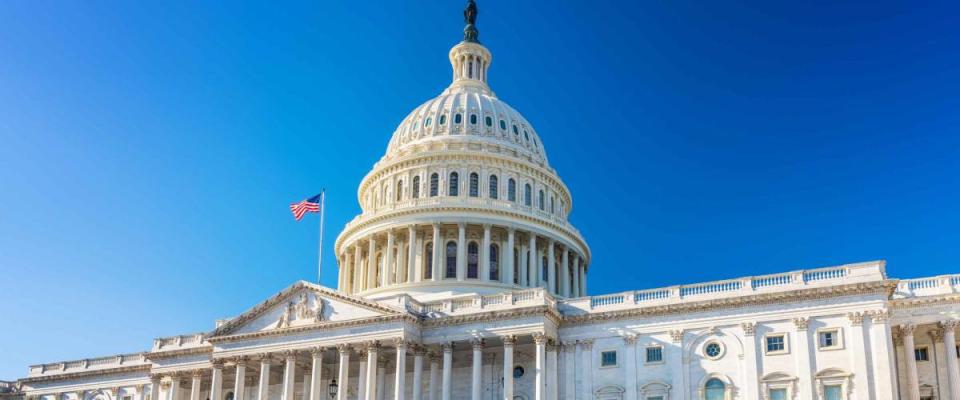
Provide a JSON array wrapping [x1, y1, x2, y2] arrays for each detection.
[[439, 114, 446, 125], [512, 125, 519, 136], [449, 172, 459, 196], [445, 241, 457, 278], [470, 114, 477, 125], [538, 190, 545, 210], [375, 254, 383, 287], [467, 242, 479, 279], [489, 175, 498, 199], [382, 186, 388, 205], [412, 176, 421, 199], [424, 242, 433, 279], [429, 173, 439, 197], [542, 256, 548, 283], [550, 196, 554, 213], [508, 178, 516, 201], [485, 116, 492, 127], [469, 173, 479, 197], [500, 119, 507, 130], [513, 248, 520, 284], [489, 244, 499, 281], [396, 180, 404, 202], [705, 379, 725, 400], [455, 113, 462, 124], [524, 184, 532, 206]]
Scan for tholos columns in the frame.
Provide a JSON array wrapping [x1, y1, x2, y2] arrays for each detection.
[[471, 340, 484, 400], [353, 245, 363, 292], [432, 224, 442, 281], [505, 228, 515, 285], [337, 345, 351, 400], [481, 224, 491, 280], [560, 246, 569, 297], [429, 353, 440, 400], [408, 225, 418, 283], [394, 340, 408, 400], [457, 223, 466, 280], [385, 230, 395, 286], [441, 344, 453, 400], [528, 234, 537, 287], [502, 336, 516, 400], [547, 241, 556, 295], [149, 376, 161, 400], [900, 324, 920, 400]]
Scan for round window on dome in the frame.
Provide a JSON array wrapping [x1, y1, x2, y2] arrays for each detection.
[[470, 114, 477, 125], [455, 113, 462, 124], [500, 120, 506, 130], [439, 114, 446, 125], [485, 116, 492, 127]]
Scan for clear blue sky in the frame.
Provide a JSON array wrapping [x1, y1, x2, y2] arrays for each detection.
[[1, 0, 958, 379]]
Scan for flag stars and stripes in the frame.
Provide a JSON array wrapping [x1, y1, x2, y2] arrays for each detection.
[[290, 193, 322, 221]]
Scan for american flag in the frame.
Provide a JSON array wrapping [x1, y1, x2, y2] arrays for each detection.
[[290, 193, 322, 221]]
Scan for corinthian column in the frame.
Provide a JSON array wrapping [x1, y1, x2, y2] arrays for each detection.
[[481, 225, 491, 281], [412, 346, 425, 400], [368, 237, 378, 288], [281, 351, 297, 400], [456, 223, 466, 281], [432, 224, 442, 281], [394, 340, 408, 400], [385, 230, 395, 286], [309, 348, 324, 400], [560, 246, 569, 297], [441, 344, 453, 400], [408, 225, 418, 282], [528, 234, 537, 287], [505, 228, 515, 285], [942, 320, 960, 400], [900, 324, 920, 400], [189, 371, 201, 400], [233, 358, 247, 400], [210, 361, 223, 400], [502, 336, 516, 400], [257, 355, 271, 400], [471, 339, 484, 400], [547, 241, 556, 294], [533, 334, 547, 400], [353, 245, 363, 292], [337, 345, 351, 400], [365, 342, 380, 400]]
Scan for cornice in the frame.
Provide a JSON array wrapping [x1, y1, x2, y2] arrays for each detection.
[[890, 293, 960, 310], [145, 347, 213, 360], [421, 305, 561, 329], [207, 314, 418, 344], [561, 280, 896, 327], [18, 365, 151, 384]]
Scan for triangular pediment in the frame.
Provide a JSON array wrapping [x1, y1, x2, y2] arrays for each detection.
[[211, 281, 405, 337]]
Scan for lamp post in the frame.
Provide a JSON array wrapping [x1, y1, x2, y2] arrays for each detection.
[[327, 380, 338, 399]]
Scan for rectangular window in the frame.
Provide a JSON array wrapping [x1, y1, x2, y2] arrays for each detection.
[[824, 385, 842, 400], [645, 346, 663, 363], [956, 345, 959, 358], [600, 350, 618, 367], [818, 328, 842, 350], [646, 397, 664, 400], [766, 334, 786, 354], [915, 347, 929, 361], [769, 389, 787, 400]]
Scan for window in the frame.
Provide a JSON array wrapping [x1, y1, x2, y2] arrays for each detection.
[[429, 173, 439, 197], [512, 125, 519, 135], [375, 254, 383, 287], [915, 347, 929, 361], [818, 329, 842, 350], [524, 130, 530, 141], [524, 184, 532, 206], [600, 350, 618, 367], [445, 241, 457, 279], [824, 385, 842, 400], [489, 175, 498, 199], [513, 366, 524, 378], [513, 248, 520, 284], [704, 379, 725, 400], [647, 397, 664, 400], [766, 334, 787, 354], [424, 242, 433, 279], [485, 116, 492, 127], [469, 172, 479, 197], [455, 113, 462, 124], [550, 197, 554, 213], [538, 190, 545, 210], [769, 389, 786, 400], [704, 341, 723, 359], [448, 172, 459, 196], [489, 244, 499, 281], [467, 242, 479, 279], [396, 180, 403, 201], [645, 346, 663, 363], [412, 176, 420, 199], [424, 117, 432, 127], [507, 178, 516, 201], [542, 256, 548, 283], [470, 114, 477, 125], [500, 119, 506, 130], [439, 114, 446, 125]]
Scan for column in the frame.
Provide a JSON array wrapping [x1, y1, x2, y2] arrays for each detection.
[[519, 241, 528, 287], [847, 313, 871, 400], [376, 361, 386, 400], [412, 347, 425, 400], [579, 340, 594, 400], [505, 229, 515, 285], [481, 225, 491, 281], [366, 343, 380, 400], [580, 259, 587, 296], [471, 340, 484, 400], [869, 311, 898, 400], [282, 351, 297, 400], [353, 245, 364, 292], [793, 318, 814, 399], [560, 246, 569, 297], [740, 323, 760, 400], [358, 351, 368, 400], [546, 341, 558, 400], [562, 344, 575, 400], [309, 348, 324, 400], [429, 353, 440, 400], [211, 361, 223, 400], [547, 242, 556, 294], [528, 234, 537, 287], [432, 224, 442, 281], [942, 320, 960, 400], [189, 372, 201, 400], [258, 355, 271, 400], [900, 324, 920, 400], [397, 237, 407, 285], [150, 377, 161, 400], [170, 377, 181, 400], [571, 256, 580, 297], [456, 223, 466, 281], [408, 226, 418, 283], [337, 345, 351, 400], [534, 334, 547, 400], [623, 336, 637, 400], [667, 332, 684, 400], [367, 236, 378, 289], [502, 336, 516, 400], [234, 359, 247, 400], [441, 344, 453, 400], [385, 230, 395, 286], [395, 340, 408, 400]]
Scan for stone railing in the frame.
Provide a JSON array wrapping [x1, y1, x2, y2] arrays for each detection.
[[562, 261, 886, 313], [27, 352, 148, 377], [410, 287, 554, 316], [152, 333, 206, 351], [340, 196, 583, 239], [896, 274, 960, 298]]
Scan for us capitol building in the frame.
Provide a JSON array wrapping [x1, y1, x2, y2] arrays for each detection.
[[5, 3, 960, 400]]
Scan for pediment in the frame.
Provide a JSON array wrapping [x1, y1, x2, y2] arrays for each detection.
[[211, 281, 404, 337]]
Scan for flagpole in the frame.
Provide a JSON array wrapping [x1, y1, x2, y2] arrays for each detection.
[[317, 189, 325, 285]]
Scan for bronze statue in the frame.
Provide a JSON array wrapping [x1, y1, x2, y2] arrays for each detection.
[[463, 0, 480, 43]]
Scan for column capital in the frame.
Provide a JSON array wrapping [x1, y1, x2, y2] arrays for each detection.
[[941, 319, 960, 331], [622, 334, 638, 345], [211, 359, 225, 369], [471, 338, 485, 351], [150, 375, 162, 384], [233, 356, 249, 367], [412, 345, 427, 356], [192, 370, 203, 379], [441, 342, 454, 353], [309, 346, 325, 358], [899, 324, 917, 337], [134, 384, 145, 393], [281, 349, 297, 360], [870, 309, 892, 323], [364, 340, 381, 353], [741, 322, 756, 336], [501, 335, 517, 346], [336, 343, 351, 355], [562, 342, 576, 352], [669, 329, 684, 343], [793, 317, 810, 331], [578, 338, 594, 350], [393, 338, 410, 350], [847, 312, 865, 326], [357, 351, 368, 362], [532, 332, 548, 345], [429, 352, 442, 362], [929, 328, 944, 342], [257, 353, 273, 363]]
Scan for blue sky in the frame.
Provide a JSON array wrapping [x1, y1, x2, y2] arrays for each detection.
[[1, 0, 958, 379]]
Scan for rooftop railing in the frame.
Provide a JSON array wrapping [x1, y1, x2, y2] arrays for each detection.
[[896, 274, 960, 298], [28, 352, 147, 377], [407, 287, 554, 316]]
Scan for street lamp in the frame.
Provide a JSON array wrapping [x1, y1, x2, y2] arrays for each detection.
[[327, 380, 338, 399]]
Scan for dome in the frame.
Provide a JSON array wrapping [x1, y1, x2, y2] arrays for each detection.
[[334, 1, 589, 302]]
